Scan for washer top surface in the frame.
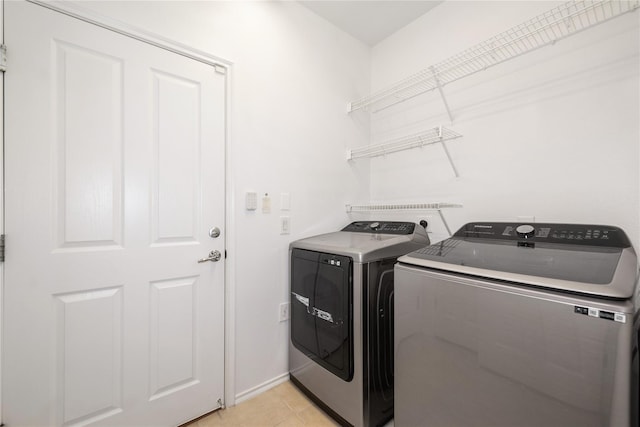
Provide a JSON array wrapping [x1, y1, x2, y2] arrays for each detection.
[[290, 221, 429, 263], [398, 222, 638, 299]]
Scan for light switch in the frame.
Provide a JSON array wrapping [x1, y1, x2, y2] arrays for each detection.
[[280, 192, 290, 211]]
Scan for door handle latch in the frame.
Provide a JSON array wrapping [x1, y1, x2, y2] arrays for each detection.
[[198, 250, 222, 263]]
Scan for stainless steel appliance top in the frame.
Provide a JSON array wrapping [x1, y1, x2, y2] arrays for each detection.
[[398, 222, 638, 299], [290, 221, 429, 263]]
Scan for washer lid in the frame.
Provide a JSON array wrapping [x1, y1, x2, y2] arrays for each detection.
[[399, 222, 638, 300]]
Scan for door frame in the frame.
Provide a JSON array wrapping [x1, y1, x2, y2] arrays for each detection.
[[0, 0, 238, 420], [0, 0, 4, 423]]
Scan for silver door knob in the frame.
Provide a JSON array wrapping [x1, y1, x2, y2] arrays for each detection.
[[198, 250, 222, 263]]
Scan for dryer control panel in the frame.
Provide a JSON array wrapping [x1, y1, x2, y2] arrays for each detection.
[[342, 221, 416, 235]]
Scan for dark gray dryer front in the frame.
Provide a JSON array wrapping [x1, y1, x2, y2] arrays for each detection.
[[289, 221, 429, 427]]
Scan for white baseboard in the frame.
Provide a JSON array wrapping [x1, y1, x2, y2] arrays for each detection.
[[234, 372, 290, 405]]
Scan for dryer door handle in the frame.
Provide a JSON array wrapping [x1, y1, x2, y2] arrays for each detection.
[[292, 292, 309, 307]]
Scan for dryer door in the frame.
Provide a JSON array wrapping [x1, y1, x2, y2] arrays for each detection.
[[291, 249, 353, 381], [364, 258, 396, 426]]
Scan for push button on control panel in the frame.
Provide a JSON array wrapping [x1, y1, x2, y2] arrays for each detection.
[[516, 224, 535, 238]]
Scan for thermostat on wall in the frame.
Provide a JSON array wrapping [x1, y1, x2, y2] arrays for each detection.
[[246, 192, 257, 211]]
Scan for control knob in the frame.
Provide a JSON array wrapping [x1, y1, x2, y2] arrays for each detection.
[[370, 222, 380, 230], [516, 224, 535, 239]]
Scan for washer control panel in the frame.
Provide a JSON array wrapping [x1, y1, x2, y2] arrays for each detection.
[[455, 222, 631, 248], [342, 221, 417, 235]]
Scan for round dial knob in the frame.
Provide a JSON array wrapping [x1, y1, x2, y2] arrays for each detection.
[[516, 224, 535, 238], [370, 222, 380, 230]]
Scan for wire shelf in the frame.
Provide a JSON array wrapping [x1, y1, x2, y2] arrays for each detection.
[[348, 0, 639, 113], [346, 202, 463, 212], [347, 126, 462, 160]]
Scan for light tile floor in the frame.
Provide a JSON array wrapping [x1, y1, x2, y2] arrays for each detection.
[[185, 381, 340, 427]]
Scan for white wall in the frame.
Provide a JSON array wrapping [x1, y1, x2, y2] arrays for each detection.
[[66, 0, 371, 400], [367, 1, 640, 246]]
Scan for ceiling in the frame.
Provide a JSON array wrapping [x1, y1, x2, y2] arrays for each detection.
[[298, 1, 443, 46]]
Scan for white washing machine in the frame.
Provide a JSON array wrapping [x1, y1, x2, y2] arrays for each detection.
[[289, 221, 429, 427], [395, 222, 639, 427]]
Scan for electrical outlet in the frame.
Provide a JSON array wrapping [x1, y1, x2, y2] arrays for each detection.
[[279, 302, 290, 322], [417, 216, 432, 232], [280, 216, 291, 235]]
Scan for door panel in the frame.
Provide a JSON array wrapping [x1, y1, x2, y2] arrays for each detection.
[[55, 40, 125, 249], [3, 1, 226, 425], [149, 276, 199, 399], [152, 71, 200, 244], [55, 287, 124, 425]]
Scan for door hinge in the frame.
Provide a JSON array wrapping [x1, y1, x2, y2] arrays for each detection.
[[0, 234, 6, 262], [0, 44, 7, 72]]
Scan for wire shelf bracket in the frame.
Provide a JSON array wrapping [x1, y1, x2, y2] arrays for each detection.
[[347, 125, 463, 177], [430, 66, 454, 122], [345, 202, 463, 236], [347, 0, 639, 114]]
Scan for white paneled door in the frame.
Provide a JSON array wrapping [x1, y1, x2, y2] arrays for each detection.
[[3, 1, 226, 425]]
